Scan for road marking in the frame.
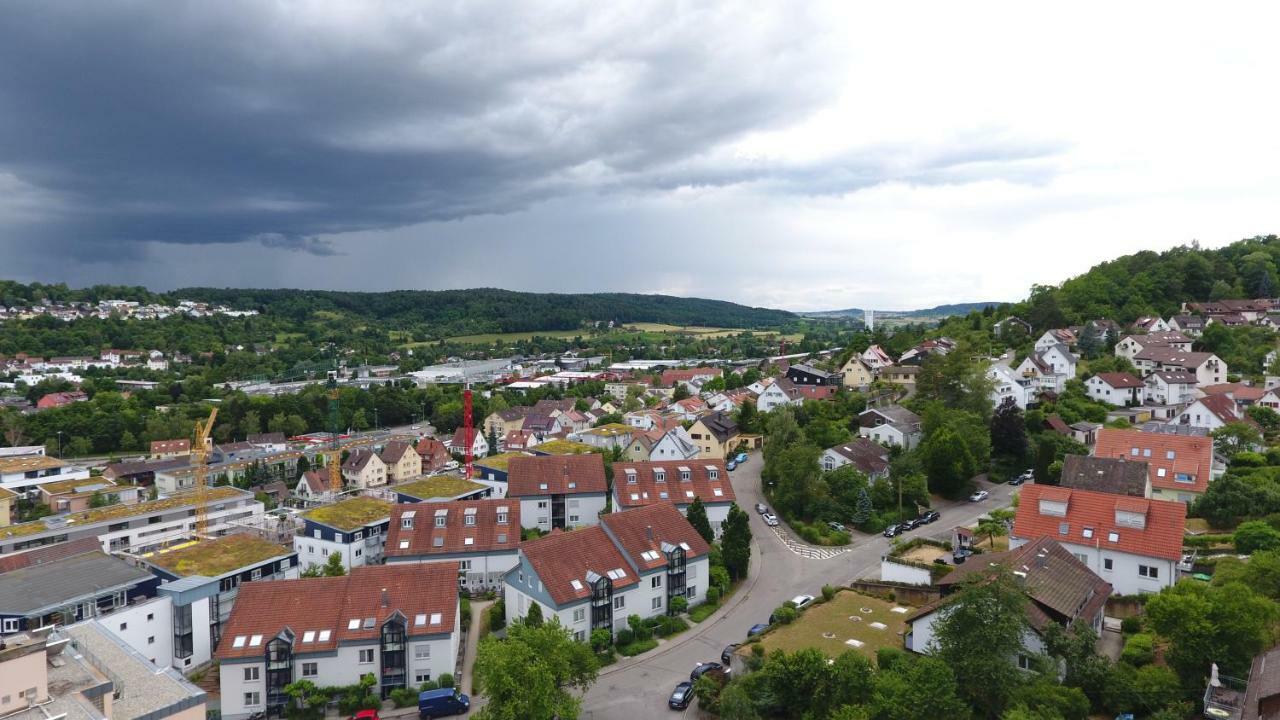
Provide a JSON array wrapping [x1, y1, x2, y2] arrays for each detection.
[[770, 525, 851, 559]]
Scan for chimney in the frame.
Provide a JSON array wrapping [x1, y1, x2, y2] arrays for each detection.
[[645, 525, 654, 541], [381, 588, 389, 608], [1036, 550, 1049, 569]]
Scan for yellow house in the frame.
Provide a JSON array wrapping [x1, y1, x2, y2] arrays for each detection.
[[687, 411, 740, 459], [379, 440, 423, 483], [342, 447, 388, 488], [484, 408, 528, 438], [840, 357, 875, 389], [623, 434, 657, 462], [0, 487, 14, 527]]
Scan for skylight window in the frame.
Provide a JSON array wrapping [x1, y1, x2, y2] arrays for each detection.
[[713, 488, 723, 497], [318, 630, 331, 641], [232, 636, 247, 648], [630, 493, 639, 501], [641, 550, 660, 562], [1082, 528, 1094, 539], [606, 568, 626, 580], [302, 631, 316, 643], [415, 614, 427, 627], [348, 619, 360, 630], [659, 492, 668, 499], [1058, 522, 1068, 535], [363, 617, 375, 629], [429, 613, 442, 625], [1108, 532, 1120, 543], [679, 542, 691, 551], [570, 579, 584, 592], [402, 510, 417, 519], [686, 491, 695, 498], [399, 540, 410, 549], [464, 538, 474, 545], [568, 482, 577, 489], [249, 634, 263, 646]]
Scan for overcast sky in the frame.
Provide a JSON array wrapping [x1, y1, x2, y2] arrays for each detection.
[[2, 2, 1278, 311]]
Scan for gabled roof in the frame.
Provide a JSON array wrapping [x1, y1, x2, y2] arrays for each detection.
[[415, 437, 449, 458], [788, 363, 838, 381], [601, 503, 711, 573], [1012, 484, 1185, 560], [694, 411, 739, 443], [612, 460, 736, 508], [343, 447, 381, 472], [385, 500, 519, 557], [1133, 347, 1218, 368], [150, 439, 190, 455], [533, 398, 576, 415], [860, 405, 921, 429], [216, 564, 458, 660], [1201, 382, 1267, 403], [449, 427, 483, 449], [507, 453, 607, 497], [1094, 427, 1214, 494], [1149, 370, 1199, 385], [825, 438, 890, 476], [299, 469, 329, 494], [1060, 455, 1148, 497], [379, 439, 416, 465], [1093, 372, 1144, 389], [520, 525, 637, 605], [1191, 394, 1249, 425]]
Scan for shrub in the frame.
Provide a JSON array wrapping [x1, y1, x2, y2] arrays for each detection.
[[437, 673, 454, 689], [773, 605, 798, 624], [618, 637, 659, 657], [1233, 452, 1268, 468], [488, 598, 506, 631], [418, 679, 439, 691], [390, 687, 418, 708], [1235, 520, 1280, 554], [751, 643, 765, 657], [459, 596, 471, 630], [877, 647, 907, 670], [615, 628, 634, 646], [689, 602, 719, 623], [710, 565, 731, 594], [1120, 633, 1155, 667], [821, 584, 837, 602], [1120, 615, 1142, 634], [590, 628, 613, 652], [706, 586, 722, 604], [670, 595, 688, 614]]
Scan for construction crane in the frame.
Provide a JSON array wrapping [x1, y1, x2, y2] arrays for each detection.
[[462, 383, 474, 479], [191, 407, 218, 536], [326, 369, 344, 492]]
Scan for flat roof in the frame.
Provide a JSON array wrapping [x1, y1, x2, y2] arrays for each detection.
[[583, 423, 632, 437], [145, 533, 293, 578], [472, 452, 528, 472], [0, 455, 66, 473], [531, 439, 596, 455], [394, 476, 487, 500], [302, 496, 392, 531], [0, 551, 154, 614], [65, 621, 206, 719], [0, 485, 250, 541], [38, 476, 118, 495]]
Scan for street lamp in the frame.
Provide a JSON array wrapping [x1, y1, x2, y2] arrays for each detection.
[[57, 430, 63, 459]]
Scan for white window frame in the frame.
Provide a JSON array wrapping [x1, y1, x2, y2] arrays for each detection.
[[359, 648, 375, 664], [244, 692, 261, 707], [414, 644, 431, 660], [244, 666, 259, 681], [301, 662, 318, 677]]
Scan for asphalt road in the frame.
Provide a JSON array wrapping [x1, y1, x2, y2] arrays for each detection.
[[579, 453, 1018, 720]]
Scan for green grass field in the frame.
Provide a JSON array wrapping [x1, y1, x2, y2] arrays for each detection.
[[753, 591, 910, 660]]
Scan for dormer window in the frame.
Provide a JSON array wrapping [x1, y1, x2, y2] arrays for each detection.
[[626, 470, 637, 484], [708, 467, 719, 481], [497, 512, 508, 524], [465, 515, 475, 526], [655, 470, 665, 483]]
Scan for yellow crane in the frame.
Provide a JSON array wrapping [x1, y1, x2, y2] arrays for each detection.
[[191, 407, 218, 536]]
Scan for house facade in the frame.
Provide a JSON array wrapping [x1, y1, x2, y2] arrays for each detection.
[[1094, 428, 1214, 503], [648, 427, 701, 461], [687, 412, 740, 459], [1143, 370, 1199, 406], [611, 460, 736, 536], [507, 454, 608, 531], [384, 500, 520, 591], [341, 448, 387, 488], [294, 497, 393, 572], [379, 440, 422, 483], [1131, 348, 1227, 387], [840, 357, 874, 389], [857, 406, 922, 449], [1085, 372, 1144, 406]]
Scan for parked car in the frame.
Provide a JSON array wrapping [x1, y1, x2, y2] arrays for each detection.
[[827, 521, 846, 533], [882, 523, 902, 538], [668, 681, 694, 710], [691, 662, 729, 682], [916, 510, 940, 524], [755, 503, 768, 514], [748, 623, 770, 637], [353, 711, 380, 720], [727, 460, 737, 471], [418, 687, 470, 718], [791, 594, 815, 610], [736, 452, 749, 464], [969, 489, 990, 502], [763, 513, 780, 527], [721, 643, 740, 665], [899, 517, 921, 531]]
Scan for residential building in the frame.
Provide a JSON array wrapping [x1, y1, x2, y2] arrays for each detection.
[[1144, 370, 1199, 406], [484, 408, 529, 438], [989, 364, 1033, 410], [1201, 382, 1267, 407], [1059, 455, 1150, 497], [216, 564, 459, 717], [1011, 484, 1185, 595], [669, 397, 708, 422], [839, 356, 874, 389], [507, 454, 608, 531], [0, 622, 207, 720], [37, 477, 139, 515], [342, 448, 387, 488], [1034, 329, 1077, 351], [379, 441, 422, 483], [786, 363, 842, 387], [861, 345, 895, 373], [0, 543, 159, 637], [755, 378, 798, 413], [1175, 394, 1250, 433], [415, 438, 452, 474], [447, 427, 489, 458], [1131, 316, 1171, 333], [0, 488, 12, 528], [1131, 348, 1226, 387], [858, 406, 922, 449], [0, 454, 91, 495], [294, 496, 392, 572], [151, 439, 191, 459], [294, 469, 336, 504], [687, 412, 740, 459], [573, 423, 634, 452], [1014, 344, 1078, 393], [0, 486, 263, 556], [880, 365, 920, 389], [35, 390, 88, 409], [1115, 332, 1193, 360], [1085, 372, 1145, 406], [1166, 314, 1206, 337], [993, 316, 1033, 338], [648, 427, 700, 462], [660, 368, 721, 388], [384, 499, 520, 590], [505, 503, 711, 640], [245, 433, 288, 453], [820, 439, 890, 480], [905, 538, 1111, 659], [611, 460, 736, 535], [1094, 428, 1214, 502]]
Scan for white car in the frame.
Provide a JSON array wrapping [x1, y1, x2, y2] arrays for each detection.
[[969, 490, 990, 502], [762, 513, 780, 527], [790, 594, 815, 610]]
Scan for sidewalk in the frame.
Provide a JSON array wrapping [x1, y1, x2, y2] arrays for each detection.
[[377, 598, 492, 718]]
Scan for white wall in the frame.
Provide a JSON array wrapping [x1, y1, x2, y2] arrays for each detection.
[[295, 533, 384, 572], [880, 559, 932, 586], [1010, 536, 1174, 595], [220, 659, 267, 720], [104, 596, 175, 669], [386, 552, 519, 591], [517, 494, 605, 530]]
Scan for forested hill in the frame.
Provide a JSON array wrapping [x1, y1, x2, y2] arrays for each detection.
[[1041, 234, 1280, 324], [173, 287, 796, 333]]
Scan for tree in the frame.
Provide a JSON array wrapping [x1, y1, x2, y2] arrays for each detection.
[[1027, 285, 1068, 331], [473, 619, 598, 720], [487, 428, 499, 457], [1211, 550, 1280, 599], [853, 486, 874, 525], [686, 496, 714, 544], [736, 398, 759, 434], [524, 602, 543, 627], [990, 400, 1028, 459], [921, 426, 975, 499], [934, 569, 1029, 717], [282, 678, 328, 720], [977, 515, 1009, 548], [350, 408, 370, 431], [1234, 520, 1280, 554], [1247, 405, 1280, 434], [1213, 422, 1263, 460], [721, 503, 752, 581], [871, 654, 968, 720], [239, 410, 261, 439], [118, 430, 137, 451], [295, 454, 310, 478], [322, 552, 346, 577], [673, 385, 691, 401], [1146, 580, 1276, 682]]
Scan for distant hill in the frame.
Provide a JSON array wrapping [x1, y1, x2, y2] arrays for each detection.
[[173, 287, 797, 335], [802, 301, 1004, 320]]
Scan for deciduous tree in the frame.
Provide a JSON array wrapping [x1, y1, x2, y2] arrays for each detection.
[[473, 619, 598, 720]]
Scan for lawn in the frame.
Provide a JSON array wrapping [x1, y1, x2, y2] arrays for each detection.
[[900, 544, 949, 564], [302, 495, 393, 530], [147, 534, 292, 577], [752, 591, 910, 661], [393, 475, 487, 500], [441, 329, 586, 345]]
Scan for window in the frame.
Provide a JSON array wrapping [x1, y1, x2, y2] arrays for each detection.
[[613, 595, 625, 610], [314, 529, 322, 539], [574, 630, 586, 642], [1082, 527, 1094, 539], [1017, 654, 1031, 671], [465, 515, 475, 526], [3, 618, 20, 633], [573, 608, 586, 623], [302, 662, 318, 677], [1104, 558, 1113, 571], [686, 585, 697, 598], [119, 622, 127, 631], [652, 596, 663, 610], [1130, 447, 1139, 456], [537, 501, 548, 509], [251, 568, 262, 581], [460, 560, 472, 572], [687, 563, 697, 579], [1058, 522, 1068, 535], [359, 649, 375, 664], [435, 517, 446, 528], [401, 518, 414, 529], [148, 636, 155, 645], [414, 645, 431, 660], [244, 666, 260, 681], [651, 575, 662, 589], [415, 673, 432, 685], [1139, 565, 1159, 579], [1157, 468, 1167, 477], [147, 613, 154, 621], [497, 512, 508, 524], [1166, 450, 1176, 460], [244, 692, 261, 707], [569, 515, 580, 523]]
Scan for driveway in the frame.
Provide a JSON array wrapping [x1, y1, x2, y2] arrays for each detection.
[[580, 455, 1017, 719]]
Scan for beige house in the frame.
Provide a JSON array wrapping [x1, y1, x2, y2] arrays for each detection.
[[840, 357, 875, 389], [0, 487, 13, 527], [687, 411, 741, 459], [379, 440, 422, 483], [623, 433, 658, 462], [484, 408, 529, 438], [341, 447, 387, 488]]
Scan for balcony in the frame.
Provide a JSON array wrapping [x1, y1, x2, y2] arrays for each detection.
[[1204, 673, 1246, 720]]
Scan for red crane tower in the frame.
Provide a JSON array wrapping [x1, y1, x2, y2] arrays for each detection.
[[462, 384, 474, 479]]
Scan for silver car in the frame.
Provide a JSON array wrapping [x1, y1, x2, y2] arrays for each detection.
[[762, 513, 780, 527]]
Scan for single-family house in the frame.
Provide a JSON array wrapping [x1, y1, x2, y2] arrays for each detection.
[[1085, 372, 1145, 406], [1167, 315, 1205, 337], [1131, 348, 1227, 387], [858, 406, 923, 449], [612, 460, 736, 535], [1094, 428, 1214, 503], [415, 438, 452, 473], [1131, 316, 1171, 333], [840, 356, 874, 389], [1174, 394, 1250, 434], [507, 454, 608, 531], [1201, 383, 1267, 407], [36, 390, 88, 409], [447, 426, 489, 459], [687, 412, 740, 459], [150, 439, 191, 459], [786, 363, 842, 387], [379, 440, 422, 483], [295, 469, 336, 503], [661, 368, 722, 389], [1114, 332, 1193, 360], [989, 364, 1034, 409], [820, 439, 890, 480], [384, 499, 520, 591], [1011, 485, 1184, 595], [1034, 329, 1077, 352], [1014, 344, 1078, 393], [1144, 370, 1199, 406], [485, 407, 530, 438], [861, 345, 895, 373], [649, 427, 701, 462], [1059, 455, 1149, 497], [341, 448, 387, 488]]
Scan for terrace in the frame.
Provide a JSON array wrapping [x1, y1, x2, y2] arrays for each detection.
[[145, 533, 292, 578], [302, 496, 392, 531]]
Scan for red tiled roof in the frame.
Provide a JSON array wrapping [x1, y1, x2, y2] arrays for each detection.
[[507, 454, 607, 497], [1013, 484, 1185, 561], [661, 368, 722, 387], [379, 440, 416, 464], [1202, 383, 1267, 403], [300, 470, 329, 494], [1094, 428, 1213, 494], [601, 503, 711, 573], [149, 439, 190, 455], [1095, 372, 1144, 389], [520, 525, 637, 605], [612, 460, 736, 509], [385, 500, 519, 558], [415, 438, 449, 459], [216, 564, 458, 660]]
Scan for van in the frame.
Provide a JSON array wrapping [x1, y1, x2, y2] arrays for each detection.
[[418, 688, 470, 718]]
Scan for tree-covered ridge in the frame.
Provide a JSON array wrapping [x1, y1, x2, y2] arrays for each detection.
[[170, 287, 796, 333], [1049, 234, 1280, 324]]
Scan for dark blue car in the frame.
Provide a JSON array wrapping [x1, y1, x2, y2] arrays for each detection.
[[669, 681, 693, 710], [748, 623, 769, 637]]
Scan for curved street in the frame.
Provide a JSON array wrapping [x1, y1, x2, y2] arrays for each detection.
[[580, 453, 1018, 719]]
